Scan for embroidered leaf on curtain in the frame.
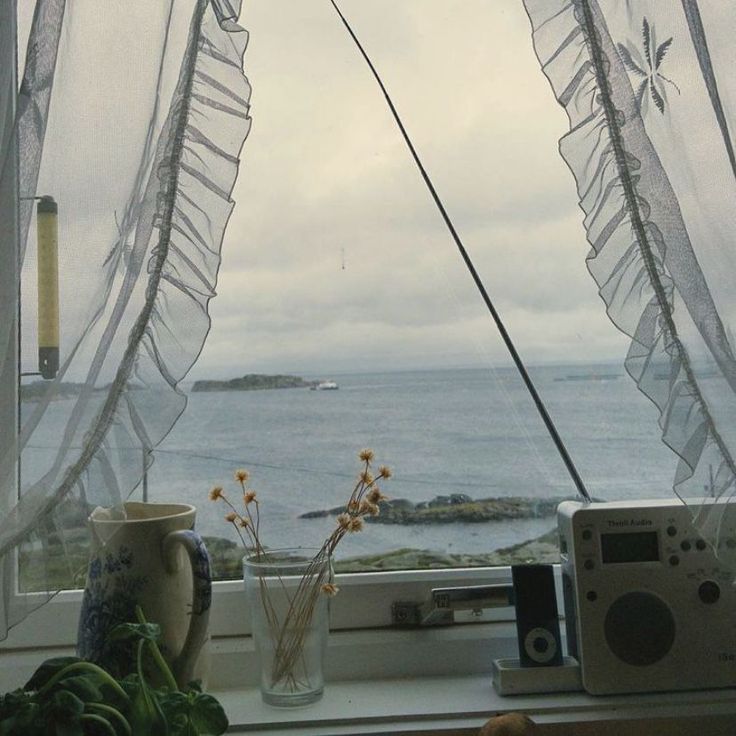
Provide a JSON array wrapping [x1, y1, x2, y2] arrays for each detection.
[[0, 0, 251, 635], [524, 0, 736, 560]]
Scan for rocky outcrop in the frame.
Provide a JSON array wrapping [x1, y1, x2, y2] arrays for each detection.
[[192, 374, 315, 392], [334, 528, 560, 572], [300, 495, 574, 524], [200, 528, 560, 578]]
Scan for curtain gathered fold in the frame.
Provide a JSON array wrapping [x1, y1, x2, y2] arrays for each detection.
[[0, 0, 251, 636], [524, 0, 736, 563]]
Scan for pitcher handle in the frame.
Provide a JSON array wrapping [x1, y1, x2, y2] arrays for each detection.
[[162, 529, 212, 688]]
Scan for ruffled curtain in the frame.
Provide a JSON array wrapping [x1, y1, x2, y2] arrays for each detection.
[[524, 1, 736, 563], [0, 0, 251, 636]]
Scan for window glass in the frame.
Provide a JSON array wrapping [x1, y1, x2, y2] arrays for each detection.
[[19, 1, 678, 591], [143, 0, 676, 580]]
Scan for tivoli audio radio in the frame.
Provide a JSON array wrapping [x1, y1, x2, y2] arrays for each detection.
[[558, 499, 736, 694]]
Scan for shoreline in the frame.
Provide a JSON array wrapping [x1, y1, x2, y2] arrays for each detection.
[[19, 526, 559, 591]]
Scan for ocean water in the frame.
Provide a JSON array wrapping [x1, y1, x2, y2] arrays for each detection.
[[143, 364, 677, 560]]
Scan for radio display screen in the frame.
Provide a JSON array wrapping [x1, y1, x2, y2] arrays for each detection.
[[600, 531, 659, 563]]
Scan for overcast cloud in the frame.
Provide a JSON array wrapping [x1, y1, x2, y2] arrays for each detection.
[[192, 0, 629, 380]]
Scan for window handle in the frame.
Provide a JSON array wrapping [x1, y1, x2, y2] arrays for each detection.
[[392, 584, 514, 627]]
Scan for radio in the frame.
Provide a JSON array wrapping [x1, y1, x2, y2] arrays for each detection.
[[558, 499, 736, 695]]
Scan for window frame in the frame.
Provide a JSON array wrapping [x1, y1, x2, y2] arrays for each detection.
[[0, 563, 528, 650]]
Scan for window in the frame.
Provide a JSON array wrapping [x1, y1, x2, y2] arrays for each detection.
[[4, 0, 677, 648], [145, 0, 675, 590]]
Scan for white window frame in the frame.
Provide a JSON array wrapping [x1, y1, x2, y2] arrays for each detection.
[[0, 0, 24, 640], [1, 563, 526, 648]]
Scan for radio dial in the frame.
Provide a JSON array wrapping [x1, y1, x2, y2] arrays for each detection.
[[698, 580, 720, 604]]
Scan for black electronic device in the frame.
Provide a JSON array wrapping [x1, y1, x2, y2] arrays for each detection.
[[511, 564, 563, 667]]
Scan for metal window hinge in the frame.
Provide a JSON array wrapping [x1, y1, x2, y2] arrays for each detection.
[[392, 584, 514, 627]]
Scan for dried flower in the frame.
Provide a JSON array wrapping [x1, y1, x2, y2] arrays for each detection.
[[366, 487, 386, 504], [360, 499, 380, 516], [208, 452, 392, 695]]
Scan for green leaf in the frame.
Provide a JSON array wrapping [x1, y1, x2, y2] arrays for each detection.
[[40, 691, 85, 736], [126, 678, 169, 736], [108, 622, 162, 644], [189, 693, 228, 735], [0, 702, 42, 735], [157, 689, 227, 736], [24, 658, 84, 691], [48, 690, 85, 718], [55, 676, 103, 703], [52, 721, 84, 736]]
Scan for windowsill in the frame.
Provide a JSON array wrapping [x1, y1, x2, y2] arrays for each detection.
[[4, 629, 736, 735], [215, 677, 736, 735]]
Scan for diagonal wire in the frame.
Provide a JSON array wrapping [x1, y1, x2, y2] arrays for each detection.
[[328, 0, 591, 501]]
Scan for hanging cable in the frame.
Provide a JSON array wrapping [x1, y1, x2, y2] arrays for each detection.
[[328, 0, 591, 501]]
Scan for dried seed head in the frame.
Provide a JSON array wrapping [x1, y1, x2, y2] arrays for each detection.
[[209, 486, 224, 501], [358, 449, 374, 462], [360, 500, 380, 516], [243, 490, 257, 505], [320, 582, 339, 597], [378, 465, 392, 479], [224, 512, 238, 522], [366, 487, 386, 504], [235, 469, 249, 483]]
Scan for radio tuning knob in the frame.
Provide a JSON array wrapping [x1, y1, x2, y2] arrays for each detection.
[[698, 580, 720, 604]]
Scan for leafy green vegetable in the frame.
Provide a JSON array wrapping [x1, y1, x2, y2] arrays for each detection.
[[0, 616, 228, 736]]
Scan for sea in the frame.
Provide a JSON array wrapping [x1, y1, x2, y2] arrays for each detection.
[[142, 363, 677, 561]]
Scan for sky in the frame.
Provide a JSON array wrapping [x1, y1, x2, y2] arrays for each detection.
[[191, 0, 630, 379]]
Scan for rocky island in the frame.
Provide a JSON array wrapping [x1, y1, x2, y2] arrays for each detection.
[[192, 373, 315, 392], [299, 494, 576, 524]]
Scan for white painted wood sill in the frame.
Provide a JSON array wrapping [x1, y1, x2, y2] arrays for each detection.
[[3, 626, 736, 734]]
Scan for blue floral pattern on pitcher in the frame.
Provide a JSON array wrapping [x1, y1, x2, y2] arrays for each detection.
[[77, 545, 148, 676]]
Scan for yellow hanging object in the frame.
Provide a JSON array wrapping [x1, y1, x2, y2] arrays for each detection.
[[36, 196, 59, 379]]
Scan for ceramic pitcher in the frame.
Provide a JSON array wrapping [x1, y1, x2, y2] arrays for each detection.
[[77, 501, 211, 688]]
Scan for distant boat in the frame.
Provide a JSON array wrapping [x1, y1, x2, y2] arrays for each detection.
[[311, 380, 339, 391]]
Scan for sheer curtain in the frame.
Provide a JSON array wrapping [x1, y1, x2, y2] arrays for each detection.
[[0, 0, 251, 636], [524, 1, 736, 561]]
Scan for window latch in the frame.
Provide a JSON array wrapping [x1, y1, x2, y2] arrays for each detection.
[[391, 584, 514, 627]]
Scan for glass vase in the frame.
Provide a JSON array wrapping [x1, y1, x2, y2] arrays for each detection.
[[244, 547, 331, 706]]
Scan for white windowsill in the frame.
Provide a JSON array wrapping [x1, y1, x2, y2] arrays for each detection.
[[4, 628, 736, 735], [216, 677, 736, 735]]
